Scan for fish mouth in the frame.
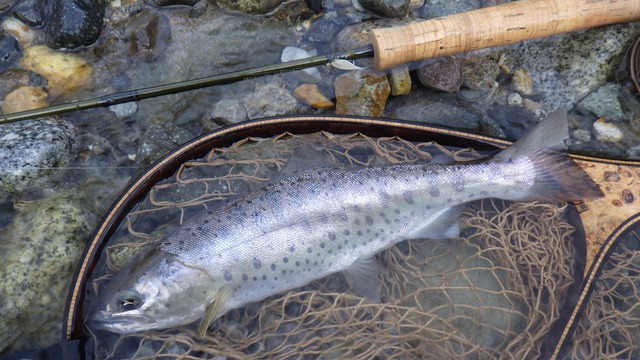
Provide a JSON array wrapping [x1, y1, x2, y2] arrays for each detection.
[[86, 309, 158, 334]]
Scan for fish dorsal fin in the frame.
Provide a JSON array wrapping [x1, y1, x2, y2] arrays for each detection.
[[405, 205, 462, 240], [343, 256, 380, 303], [492, 108, 568, 162], [197, 286, 230, 337], [272, 145, 342, 182]]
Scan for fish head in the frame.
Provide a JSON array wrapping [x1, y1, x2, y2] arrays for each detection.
[[87, 247, 218, 334]]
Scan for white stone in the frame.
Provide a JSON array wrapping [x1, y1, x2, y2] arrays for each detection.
[[507, 92, 522, 106], [281, 46, 322, 83], [2, 18, 35, 48], [108, 102, 138, 118], [593, 119, 624, 143]]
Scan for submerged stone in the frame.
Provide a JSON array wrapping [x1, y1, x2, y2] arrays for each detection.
[[214, 0, 284, 15], [12, 0, 44, 26], [44, 0, 106, 48], [0, 118, 76, 194], [357, 0, 409, 18], [0, 32, 20, 72], [417, 56, 464, 93], [335, 69, 391, 117]]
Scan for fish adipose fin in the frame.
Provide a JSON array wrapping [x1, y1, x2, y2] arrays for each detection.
[[492, 109, 603, 203], [344, 256, 380, 303]]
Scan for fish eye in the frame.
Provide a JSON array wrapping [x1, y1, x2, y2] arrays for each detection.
[[116, 291, 142, 311]]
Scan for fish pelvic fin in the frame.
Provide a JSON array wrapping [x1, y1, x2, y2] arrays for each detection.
[[493, 109, 603, 203], [344, 256, 380, 303], [197, 286, 231, 337]]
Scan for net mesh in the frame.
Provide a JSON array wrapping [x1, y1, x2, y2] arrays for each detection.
[[85, 132, 594, 359]]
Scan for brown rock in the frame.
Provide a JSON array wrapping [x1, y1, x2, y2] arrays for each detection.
[[511, 68, 533, 95], [417, 56, 463, 93], [2, 86, 49, 114], [388, 65, 411, 96], [335, 69, 391, 117], [292, 84, 334, 110]]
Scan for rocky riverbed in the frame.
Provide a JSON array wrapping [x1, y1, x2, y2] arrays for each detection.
[[1, 0, 640, 355]]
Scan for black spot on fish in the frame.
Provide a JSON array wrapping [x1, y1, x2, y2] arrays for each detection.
[[344, 239, 349, 244], [224, 271, 232, 281], [208, 210, 214, 215], [343, 229, 350, 236], [480, 190, 488, 196], [283, 257, 289, 263], [352, 244, 357, 249], [328, 232, 336, 241], [446, 197, 452, 203], [354, 218, 361, 225], [394, 209, 400, 214], [453, 174, 466, 192], [307, 247, 312, 253], [403, 191, 414, 204], [282, 269, 287, 275], [242, 273, 248, 281], [295, 261, 300, 267], [271, 263, 276, 271], [314, 261, 318, 266], [289, 245, 296, 252], [253, 276, 257, 281], [339, 212, 348, 221], [253, 258, 262, 269], [365, 215, 374, 226], [320, 242, 326, 249], [353, 205, 362, 213], [306, 259, 310, 264], [357, 230, 363, 236], [262, 274, 267, 280], [338, 245, 342, 250]]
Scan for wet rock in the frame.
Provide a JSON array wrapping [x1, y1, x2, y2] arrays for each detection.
[[499, 23, 640, 110], [0, 68, 46, 100], [281, 46, 321, 83], [335, 69, 391, 117], [626, 144, 640, 159], [572, 129, 591, 144], [336, 18, 418, 51], [0, 194, 96, 353], [1, 85, 48, 113], [145, 0, 200, 6], [244, 82, 300, 119], [462, 55, 503, 91], [388, 65, 411, 96], [20, 45, 92, 98], [216, 0, 284, 15], [487, 104, 539, 140], [593, 118, 624, 143], [127, 11, 172, 62], [12, 0, 44, 26], [417, 56, 463, 93], [293, 83, 334, 109], [44, 0, 106, 49], [0, 118, 76, 194], [2, 17, 36, 47], [384, 90, 482, 131], [357, 0, 409, 18], [420, 0, 480, 18], [0, 0, 13, 14], [209, 99, 248, 125], [577, 83, 628, 122], [108, 102, 138, 119], [137, 124, 194, 166], [0, 31, 19, 72], [511, 68, 532, 95]]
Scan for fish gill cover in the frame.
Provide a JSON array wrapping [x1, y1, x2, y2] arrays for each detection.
[[80, 129, 636, 359]]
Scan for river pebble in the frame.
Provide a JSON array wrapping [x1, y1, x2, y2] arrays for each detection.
[[388, 65, 411, 96], [0, 118, 76, 194], [44, 0, 106, 48], [577, 83, 628, 122], [2, 17, 36, 47], [217, 0, 284, 15], [357, 0, 410, 18], [281, 46, 322, 83], [1, 85, 48, 113], [511, 68, 533, 95], [209, 99, 248, 125], [12, 0, 44, 26], [19, 45, 92, 98], [417, 56, 464, 93], [293, 83, 335, 109], [0, 31, 19, 72], [335, 69, 390, 116], [244, 82, 300, 119], [592, 118, 624, 143], [419, 0, 481, 18], [126, 11, 172, 62]]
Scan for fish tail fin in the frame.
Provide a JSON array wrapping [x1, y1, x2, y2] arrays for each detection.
[[493, 109, 603, 203]]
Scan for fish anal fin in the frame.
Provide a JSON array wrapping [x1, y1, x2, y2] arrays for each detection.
[[343, 256, 380, 303]]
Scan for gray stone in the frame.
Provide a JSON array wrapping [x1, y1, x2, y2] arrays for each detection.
[[487, 104, 539, 140], [0, 194, 96, 353], [214, 0, 284, 14], [507, 93, 522, 106], [210, 99, 248, 124], [0, 118, 76, 194], [420, 0, 481, 18], [626, 144, 640, 159], [384, 90, 482, 131], [244, 82, 300, 119], [577, 83, 628, 122], [417, 57, 464, 93], [137, 124, 194, 166], [357, 0, 409, 18], [0, 32, 20, 72]]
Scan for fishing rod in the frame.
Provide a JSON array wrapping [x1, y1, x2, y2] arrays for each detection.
[[2, 0, 640, 125]]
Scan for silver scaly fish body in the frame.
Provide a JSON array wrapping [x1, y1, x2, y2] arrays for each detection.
[[89, 110, 602, 334]]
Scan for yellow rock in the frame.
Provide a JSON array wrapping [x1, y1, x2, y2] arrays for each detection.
[[20, 45, 92, 98], [2, 86, 49, 114], [292, 84, 334, 110], [511, 68, 533, 95]]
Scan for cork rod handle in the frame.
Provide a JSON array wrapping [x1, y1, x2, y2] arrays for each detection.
[[369, 0, 640, 70]]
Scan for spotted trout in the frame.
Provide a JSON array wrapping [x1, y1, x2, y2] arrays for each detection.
[[89, 110, 602, 334]]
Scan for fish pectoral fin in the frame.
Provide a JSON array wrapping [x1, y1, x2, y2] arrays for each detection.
[[405, 205, 462, 240], [344, 256, 380, 303], [197, 287, 231, 337]]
